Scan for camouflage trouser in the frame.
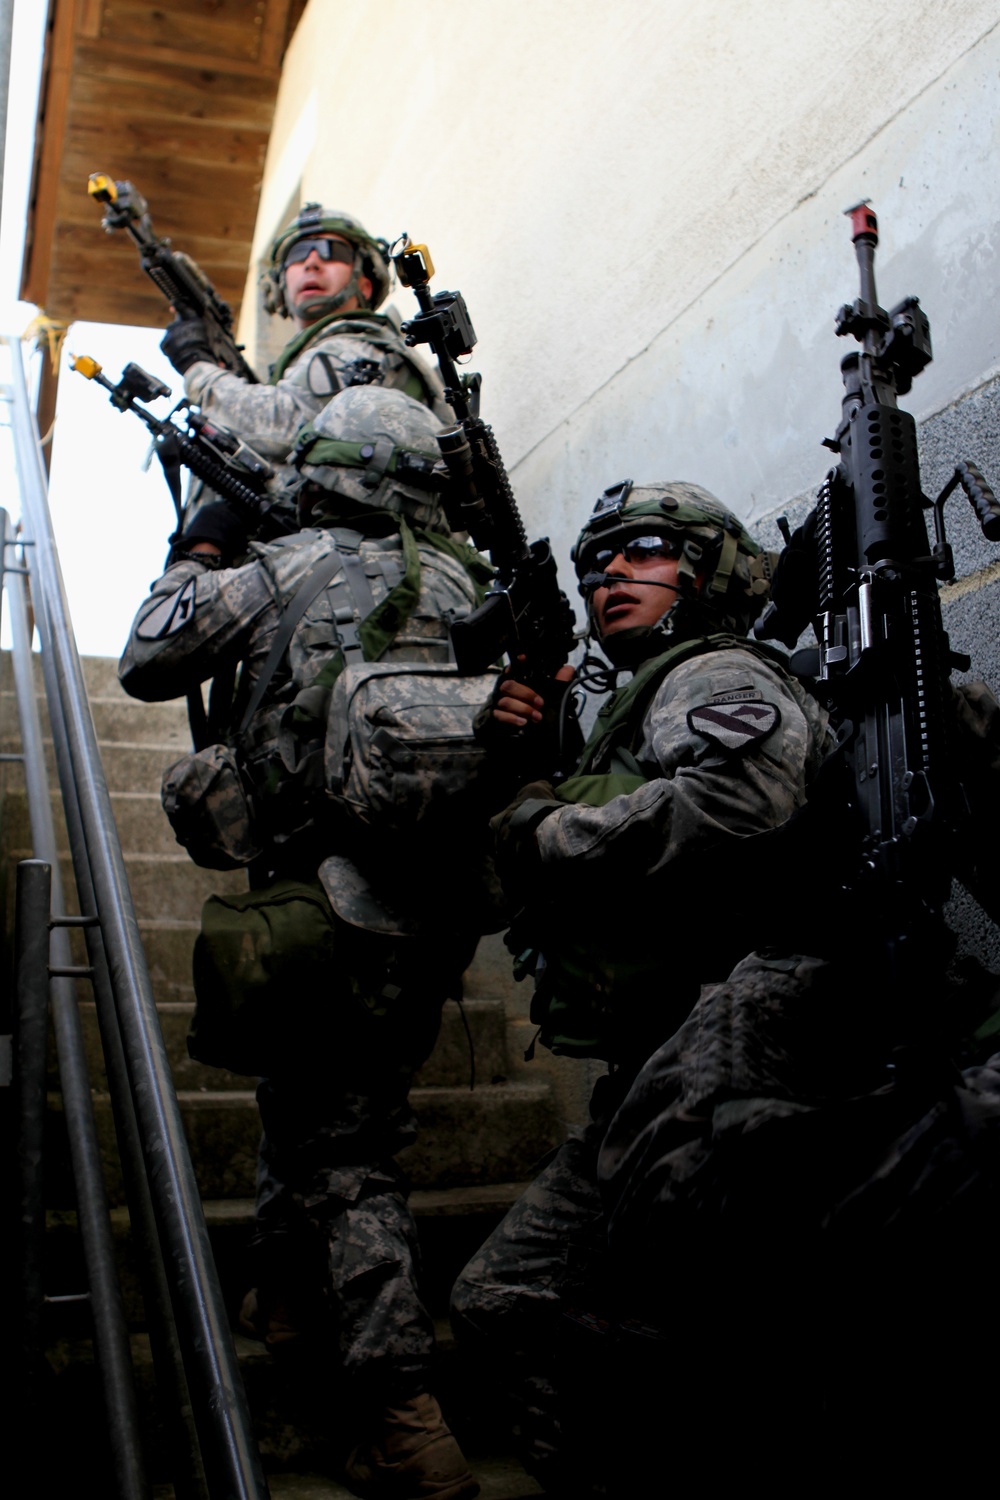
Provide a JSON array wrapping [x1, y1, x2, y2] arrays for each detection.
[[250, 1048, 436, 1402], [596, 949, 1000, 1487], [451, 1106, 635, 1498]]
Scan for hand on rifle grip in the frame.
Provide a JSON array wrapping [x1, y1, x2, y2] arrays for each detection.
[[493, 662, 576, 729]]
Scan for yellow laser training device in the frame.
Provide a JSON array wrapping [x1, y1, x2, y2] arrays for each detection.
[[87, 173, 116, 205], [71, 354, 102, 380]]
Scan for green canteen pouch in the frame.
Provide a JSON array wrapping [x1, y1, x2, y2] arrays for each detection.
[[189, 877, 340, 1074]]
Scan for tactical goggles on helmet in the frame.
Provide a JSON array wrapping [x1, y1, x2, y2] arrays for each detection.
[[282, 236, 355, 270]]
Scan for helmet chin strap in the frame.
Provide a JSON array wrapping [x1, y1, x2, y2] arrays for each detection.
[[288, 251, 371, 323]]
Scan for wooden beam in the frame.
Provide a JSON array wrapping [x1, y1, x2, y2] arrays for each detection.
[[20, 1, 75, 306]]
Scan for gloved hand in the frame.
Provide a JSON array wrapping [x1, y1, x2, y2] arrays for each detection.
[[490, 779, 560, 895], [160, 312, 216, 376], [171, 502, 250, 566]]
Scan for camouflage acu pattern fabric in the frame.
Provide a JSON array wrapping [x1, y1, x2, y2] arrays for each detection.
[[327, 662, 498, 830], [181, 312, 448, 526], [529, 646, 831, 878], [451, 638, 836, 1488], [450, 1093, 646, 1498], [592, 950, 1000, 1489], [160, 741, 261, 870], [120, 526, 481, 857], [493, 644, 834, 1062], [598, 947, 1000, 1249], [296, 382, 451, 528], [119, 517, 486, 1402]]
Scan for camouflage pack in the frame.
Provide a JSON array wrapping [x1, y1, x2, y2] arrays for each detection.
[[325, 660, 499, 833], [160, 742, 261, 870]]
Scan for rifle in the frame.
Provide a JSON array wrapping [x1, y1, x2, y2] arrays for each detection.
[[70, 354, 294, 544], [756, 202, 1000, 1026], [391, 238, 578, 683], [87, 174, 258, 384]]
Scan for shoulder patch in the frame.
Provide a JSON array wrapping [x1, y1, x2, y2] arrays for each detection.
[[688, 698, 781, 752], [306, 351, 343, 396], [136, 577, 198, 640]]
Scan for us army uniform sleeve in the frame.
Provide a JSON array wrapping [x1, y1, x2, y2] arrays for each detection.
[[533, 647, 830, 886], [118, 555, 277, 703], [182, 355, 338, 461], [182, 328, 442, 461]]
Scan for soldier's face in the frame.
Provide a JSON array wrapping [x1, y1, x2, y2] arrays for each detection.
[[284, 235, 373, 325], [592, 542, 684, 637]]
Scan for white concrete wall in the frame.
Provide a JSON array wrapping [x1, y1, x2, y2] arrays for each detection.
[[243, 0, 1000, 575]]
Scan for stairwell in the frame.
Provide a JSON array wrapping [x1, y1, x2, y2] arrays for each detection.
[[2, 651, 591, 1497]]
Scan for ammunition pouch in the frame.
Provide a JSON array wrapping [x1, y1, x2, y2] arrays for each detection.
[[161, 743, 261, 870]]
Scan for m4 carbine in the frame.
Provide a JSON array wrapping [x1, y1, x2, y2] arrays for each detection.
[[391, 238, 578, 683], [756, 202, 1000, 1028], [71, 354, 294, 545], [87, 174, 258, 384]]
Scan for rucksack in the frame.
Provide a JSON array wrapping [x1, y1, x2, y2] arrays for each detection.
[[161, 520, 499, 873]]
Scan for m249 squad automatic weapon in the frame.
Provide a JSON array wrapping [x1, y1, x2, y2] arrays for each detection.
[[71, 354, 293, 542], [391, 238, 578, 682], [87, 173, 258, 383], [756, 202, 1000, 1027]]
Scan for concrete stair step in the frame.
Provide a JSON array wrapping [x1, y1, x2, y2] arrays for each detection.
[[0, 686, 191, 751], [5, 848, 247, 925], [49, 1080, 558, 1206], [3, 650, 134, 701], [0, 785, 183, 856], [45, 1329, 541, 1497], [71, 996, 511, 1094]]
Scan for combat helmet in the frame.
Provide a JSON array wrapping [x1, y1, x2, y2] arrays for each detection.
[[291, 385, 449, 530], [261, 203, 391, 318], [572, 479, 772, 666]]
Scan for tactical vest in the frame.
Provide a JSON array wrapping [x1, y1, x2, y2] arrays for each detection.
[[526, 634, 809, 1061], [271, 310, 443, 409]]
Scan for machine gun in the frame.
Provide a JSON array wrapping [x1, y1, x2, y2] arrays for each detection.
[[71, 354, 294, 543], [87, 174, 258, 384], [391, 238, 578, 682], [756, 202, 1000, 1026]]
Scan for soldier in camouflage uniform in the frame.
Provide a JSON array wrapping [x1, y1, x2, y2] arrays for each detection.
[[160, 203, 447, 526], [450, 480, 834, 1496], [120, 386, 488, 1500], [454, 481, 1000, 1492]]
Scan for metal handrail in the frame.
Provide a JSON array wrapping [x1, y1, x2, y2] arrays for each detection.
[[5, 512, 147, 1500], [3, 335, 268, 1500]]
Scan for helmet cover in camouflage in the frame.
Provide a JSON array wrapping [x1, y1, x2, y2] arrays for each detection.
[[292, 385, 449, 529], [572, 479, 771, 661], [261, 203, 391, 318]]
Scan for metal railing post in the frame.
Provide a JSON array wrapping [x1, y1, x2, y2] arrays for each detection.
[[16, 858, 51, 1420]]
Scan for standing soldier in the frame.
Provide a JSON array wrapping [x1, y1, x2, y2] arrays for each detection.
[[159, 203, 447, 525], [120, 386, 492, 1500], [451, 478, 833, 1496]]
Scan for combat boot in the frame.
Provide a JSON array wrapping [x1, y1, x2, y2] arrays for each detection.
[[343, 1391, 479, 1499]]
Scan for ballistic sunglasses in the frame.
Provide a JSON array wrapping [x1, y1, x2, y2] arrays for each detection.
[[283, 237, 355, 269]]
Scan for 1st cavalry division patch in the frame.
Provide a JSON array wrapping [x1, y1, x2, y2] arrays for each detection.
[[687, 697, 780, 752]]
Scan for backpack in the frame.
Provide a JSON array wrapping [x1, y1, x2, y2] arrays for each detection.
[[162, 519, 499, 878]]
